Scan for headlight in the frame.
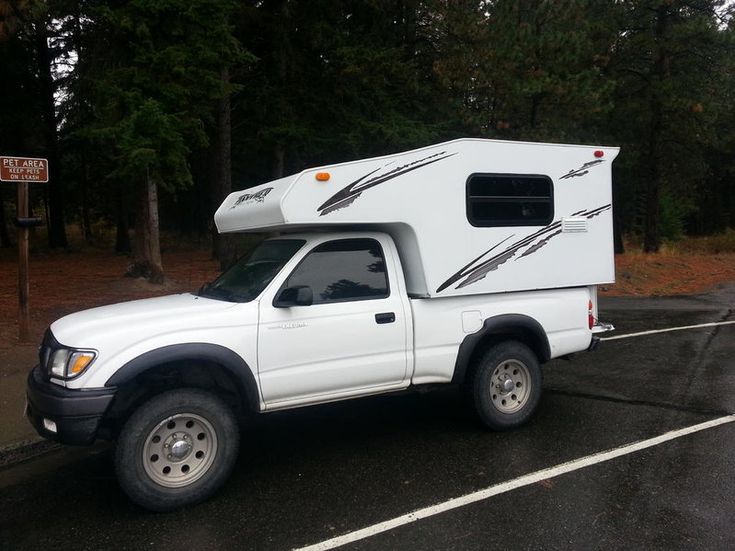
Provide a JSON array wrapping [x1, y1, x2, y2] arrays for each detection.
[[50, 349, 70, 377], [48, 348, 97, 379]]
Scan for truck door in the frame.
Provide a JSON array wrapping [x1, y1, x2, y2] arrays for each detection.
[[257, 237, 409, 407]]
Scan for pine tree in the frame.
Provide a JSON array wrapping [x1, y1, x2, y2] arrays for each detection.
[[83, 0, 241, 281], [608, 0, 732, 250], [432, 0, 617, 142]]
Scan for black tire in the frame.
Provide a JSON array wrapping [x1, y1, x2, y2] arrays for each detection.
[[470, 341, 542, 430], [115, 388, 239, 512]]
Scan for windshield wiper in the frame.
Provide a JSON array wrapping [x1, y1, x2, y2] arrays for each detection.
[[199, 284, 236, 302], [199, 284, 254, 303]]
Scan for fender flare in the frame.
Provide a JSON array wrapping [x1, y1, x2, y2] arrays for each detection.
[[451, 314, 551, 385], [105, 343, 260, 411]]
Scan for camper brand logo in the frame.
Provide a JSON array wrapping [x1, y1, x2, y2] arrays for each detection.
[[436, 204, 612, 293], [559, 159, 605, 180], [317, 151, 457, 216], [231, 187, 273, 209]]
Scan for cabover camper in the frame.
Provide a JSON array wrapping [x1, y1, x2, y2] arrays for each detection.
[[26, 138, 617, 511]]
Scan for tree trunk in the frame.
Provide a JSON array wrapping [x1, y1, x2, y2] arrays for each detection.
[[612, 172, 624, 254], [642, 132, 661, 253], [115, 188, 131, 253], [273, 143, 285, 179], [74, 8, 93, 245], [80, 148, 93, 243], [529, 93, 540, 130], [34, 20, 67, 248], [642, 5, 671, 254], [128, 170, 164, 283], [43, 192, 50, 233], [0, 192, 11, 248], [210, 67, 235, 270]]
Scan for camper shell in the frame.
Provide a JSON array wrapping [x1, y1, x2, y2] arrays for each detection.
[[215, 138, 618, 298]]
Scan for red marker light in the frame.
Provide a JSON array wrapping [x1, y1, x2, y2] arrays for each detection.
[[588, 300, 595, 329], [594, 150, 604, 158]]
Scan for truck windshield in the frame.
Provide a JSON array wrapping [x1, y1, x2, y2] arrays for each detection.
[[198, 239, 305, 303]]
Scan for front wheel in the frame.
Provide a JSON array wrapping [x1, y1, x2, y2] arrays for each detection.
[[115, 388, 239, 512], [470, 341, 542, 430]]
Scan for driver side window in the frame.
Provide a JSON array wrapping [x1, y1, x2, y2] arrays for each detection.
[[285, 238, 389, 304]]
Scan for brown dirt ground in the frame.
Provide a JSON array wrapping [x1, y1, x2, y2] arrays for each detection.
[[600, 252, 735, 297], [1, 246, 734, 353], [0, 247, 221, 373]]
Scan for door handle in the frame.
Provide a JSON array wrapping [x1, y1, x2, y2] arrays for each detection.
[[375, 312, 395, 324]]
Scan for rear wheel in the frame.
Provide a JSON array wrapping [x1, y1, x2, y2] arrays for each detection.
[[470, 341, 542, 430], [115, 388, 239, 512]]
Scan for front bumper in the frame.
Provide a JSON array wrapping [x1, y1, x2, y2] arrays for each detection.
[[26, 366, 116, 445]]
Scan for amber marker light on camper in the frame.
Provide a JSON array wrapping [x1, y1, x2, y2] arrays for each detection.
[[315, 172, 330, 181]]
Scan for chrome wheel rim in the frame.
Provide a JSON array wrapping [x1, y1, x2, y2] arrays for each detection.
[[142, 413, 218, 488], [490, 359, 531, 414]]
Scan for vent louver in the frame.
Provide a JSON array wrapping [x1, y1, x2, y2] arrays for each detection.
[[562, 217, 588, 233]]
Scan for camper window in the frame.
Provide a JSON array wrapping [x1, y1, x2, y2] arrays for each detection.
[[466, 173, 554, 227]]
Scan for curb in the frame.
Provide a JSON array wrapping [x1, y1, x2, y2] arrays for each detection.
[[0, 437, 61, 469]]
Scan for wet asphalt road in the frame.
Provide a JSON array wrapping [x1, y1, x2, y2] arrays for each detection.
[[1, 289, 733, 551]]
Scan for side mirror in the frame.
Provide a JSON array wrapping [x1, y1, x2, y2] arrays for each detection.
[[274, 285, 313, 307]]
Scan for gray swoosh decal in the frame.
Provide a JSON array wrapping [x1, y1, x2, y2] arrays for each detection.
[[436, 204, 612, 293], [559, 159, 605, 180], [317, 151, 457, 216]]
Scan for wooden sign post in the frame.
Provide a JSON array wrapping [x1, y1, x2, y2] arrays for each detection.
[[1, 156, 49, 342]]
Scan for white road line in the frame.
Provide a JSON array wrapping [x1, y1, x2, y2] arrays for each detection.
[[600, 320, 735, 341], [294, 415, 735, 551]]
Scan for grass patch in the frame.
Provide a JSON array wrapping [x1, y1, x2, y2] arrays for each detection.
[[674, 229, 735, 255]]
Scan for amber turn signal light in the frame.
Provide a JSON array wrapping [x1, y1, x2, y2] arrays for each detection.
[[69, 352, 95, 374]]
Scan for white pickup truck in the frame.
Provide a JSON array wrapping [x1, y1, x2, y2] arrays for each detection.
[[26, 139, 616, 511]]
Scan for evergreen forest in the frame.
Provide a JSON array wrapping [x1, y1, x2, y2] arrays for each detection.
[[1, 0, 734, 281]]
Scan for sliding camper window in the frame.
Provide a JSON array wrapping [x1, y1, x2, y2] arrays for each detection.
[[466, 173, 554, 227]]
